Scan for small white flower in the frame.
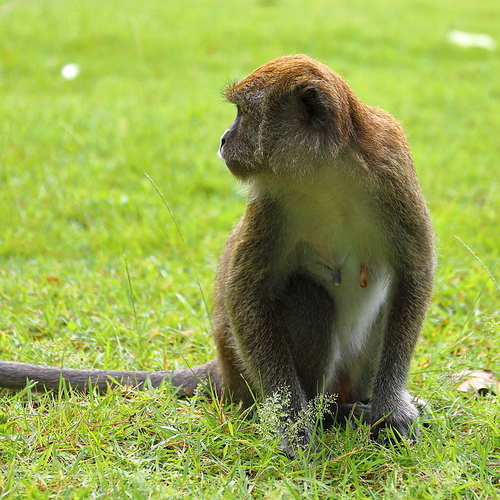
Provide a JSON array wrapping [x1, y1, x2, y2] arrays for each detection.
[[61, 63, 81, 80]]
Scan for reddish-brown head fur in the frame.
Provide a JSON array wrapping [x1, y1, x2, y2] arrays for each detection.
[[221, 55, 360, 177]]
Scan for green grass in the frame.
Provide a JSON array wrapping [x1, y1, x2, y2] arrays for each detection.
[[1, 0, 499, 498]]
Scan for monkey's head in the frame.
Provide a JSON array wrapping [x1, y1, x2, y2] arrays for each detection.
[[218, 54, 357, 179]]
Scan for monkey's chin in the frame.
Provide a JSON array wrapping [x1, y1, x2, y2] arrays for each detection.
[[224, 159, 252, 178]]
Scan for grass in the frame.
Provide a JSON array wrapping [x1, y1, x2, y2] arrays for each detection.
[[0, 0, 499, 497]]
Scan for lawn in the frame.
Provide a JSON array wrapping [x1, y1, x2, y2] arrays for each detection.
[[0, 0, 499, 498]]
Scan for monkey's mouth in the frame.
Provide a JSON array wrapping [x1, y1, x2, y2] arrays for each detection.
[[224, 159, 252, 178]]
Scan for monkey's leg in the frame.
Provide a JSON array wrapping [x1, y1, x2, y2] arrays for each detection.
[[227, 296, 312, 456], [273, 272, 338, 451], [282, 273, 335, 400], [224, 284, 316, 455]]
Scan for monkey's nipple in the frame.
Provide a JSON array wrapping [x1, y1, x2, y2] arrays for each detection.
[[359, 265, 368, 288], [333, 269, 342, 286]]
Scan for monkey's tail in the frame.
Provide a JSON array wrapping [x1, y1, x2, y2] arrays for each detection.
[[0, 359, 219, 395]]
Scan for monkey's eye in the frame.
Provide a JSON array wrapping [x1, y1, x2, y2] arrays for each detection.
[[236, 104, 247, 116]]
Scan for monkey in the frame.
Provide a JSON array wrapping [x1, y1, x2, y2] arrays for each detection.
[[0, 54, 434, 456]]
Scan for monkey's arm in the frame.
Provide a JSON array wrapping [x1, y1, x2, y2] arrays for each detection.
[[221, 199, 311, 452], [370, 266, 433, 439], [369, 188, 434, 439], [0, 359, 218, 395]]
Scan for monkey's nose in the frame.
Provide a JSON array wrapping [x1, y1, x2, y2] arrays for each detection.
[[218, 135, 226, 159]]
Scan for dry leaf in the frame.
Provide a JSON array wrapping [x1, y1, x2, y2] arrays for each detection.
[[454, 369, 499, 395]]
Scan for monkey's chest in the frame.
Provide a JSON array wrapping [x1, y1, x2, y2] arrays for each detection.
[[293, 218, 392, 358], [303, 241, 391, 315], [282, 175, 392, 354], [294, 206, 389, 287]]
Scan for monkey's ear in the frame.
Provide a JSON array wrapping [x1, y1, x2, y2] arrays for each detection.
[[296, 86, 328, 127]]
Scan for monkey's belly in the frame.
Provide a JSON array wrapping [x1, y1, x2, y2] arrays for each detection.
[[329, 262, 390, 393], [294, 253, 391, 398]]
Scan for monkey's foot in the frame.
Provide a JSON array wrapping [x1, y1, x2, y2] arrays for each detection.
[[321, 402, 371, 430]]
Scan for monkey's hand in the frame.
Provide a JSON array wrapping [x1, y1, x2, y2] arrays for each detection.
[[279, 421, 315, 459], [370, 396, 421, 443], [261, 390, 315, 458]]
